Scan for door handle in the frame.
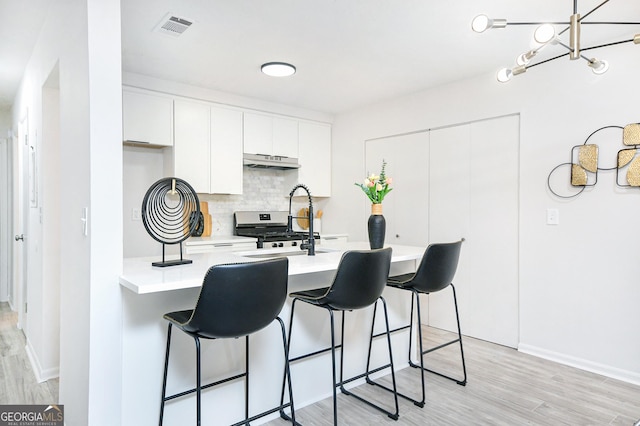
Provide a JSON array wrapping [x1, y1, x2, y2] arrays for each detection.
[[15, 234, 24, 241]]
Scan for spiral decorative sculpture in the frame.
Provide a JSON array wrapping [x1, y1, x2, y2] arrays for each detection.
[[142, 177, 200, 267]]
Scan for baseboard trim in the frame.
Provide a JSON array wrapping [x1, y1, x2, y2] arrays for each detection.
[[24, 338, 60, 384], [518, 343, 640, 386]]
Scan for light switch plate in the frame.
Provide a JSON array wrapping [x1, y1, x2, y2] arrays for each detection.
[[547, 208, 559, 225]]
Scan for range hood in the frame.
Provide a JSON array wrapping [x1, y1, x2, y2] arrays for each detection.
[[243, 153, 300, 169]]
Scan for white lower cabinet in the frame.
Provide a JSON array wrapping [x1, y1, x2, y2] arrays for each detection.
[[173, 99, 243, 194], [184, 237, 257, 255]]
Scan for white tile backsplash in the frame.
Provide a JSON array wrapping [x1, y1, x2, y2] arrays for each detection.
[[198, 168, 317, 236]]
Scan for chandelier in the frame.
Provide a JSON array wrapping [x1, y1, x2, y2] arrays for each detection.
[[471, 0, 640, 82]]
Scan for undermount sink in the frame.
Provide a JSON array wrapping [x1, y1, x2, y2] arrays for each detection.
[[237, 247, 339, 259]]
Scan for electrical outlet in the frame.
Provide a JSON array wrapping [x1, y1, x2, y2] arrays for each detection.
[[132, 208, 141, 221], [547, 208, 559, 225]]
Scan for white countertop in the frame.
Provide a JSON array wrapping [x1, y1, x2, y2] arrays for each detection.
[[120, 242, 424, 294]]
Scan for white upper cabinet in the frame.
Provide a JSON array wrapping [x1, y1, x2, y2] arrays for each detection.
[[210, 106, 243, 194], [243, 112, 272, 155], [173, 100, 210, 193], [273, 117, 299, 158], [298, 122, 331, 197], [122, 89, 173, 146], [173, 100, 243, 194], [244, 112, 299, 158]]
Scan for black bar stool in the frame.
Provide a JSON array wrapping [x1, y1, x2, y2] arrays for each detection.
[[159, 258, 296, 426], [280, 247, 399, 425], [367, 239, 466, 407]]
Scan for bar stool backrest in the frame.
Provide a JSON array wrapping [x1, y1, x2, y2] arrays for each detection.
[[322, 247, 392, 310], [188, 258, 289, 338], [410, 240, 463, 293]]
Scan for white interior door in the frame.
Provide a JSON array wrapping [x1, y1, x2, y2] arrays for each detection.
[[428, 115, 519, 348], [14, 115, 29, 330]]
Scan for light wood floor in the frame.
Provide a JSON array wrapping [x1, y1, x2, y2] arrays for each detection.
[[1, 301, 639, 425], [0, 302, 58, 404], [267, 327, 640, 426]]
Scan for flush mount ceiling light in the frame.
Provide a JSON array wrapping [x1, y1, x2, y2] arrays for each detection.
[[472, 0, 640, 83], [261, 62, 296, 77]]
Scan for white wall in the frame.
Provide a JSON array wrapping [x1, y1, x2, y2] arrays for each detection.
[[12, 1, 123, 425], [0, 108, 12, 303], [327, 44, 640, 384]]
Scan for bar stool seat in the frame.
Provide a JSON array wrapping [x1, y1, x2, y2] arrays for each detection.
[[159, 257, 296, 426], [367, 239, 466, 408], [280, 247, 399, 425]]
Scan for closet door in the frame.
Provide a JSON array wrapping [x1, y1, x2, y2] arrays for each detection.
[[365, 132, 429, 247], [429, 115, 519, 348]]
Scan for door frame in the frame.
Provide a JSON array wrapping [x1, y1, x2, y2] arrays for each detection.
[[0, 137, 9, 302]]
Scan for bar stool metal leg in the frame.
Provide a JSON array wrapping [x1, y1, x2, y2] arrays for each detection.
[[410, 285, 467, 386], [279, 300, 300, 425], [348, 297, 399, 420], [159, 323, 173, 426], [244, 335, 250, 423], [195, 336, 202, 426], [329, 309, 339, 425]]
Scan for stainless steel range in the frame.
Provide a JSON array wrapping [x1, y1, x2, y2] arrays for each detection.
[[234, 211, 320, 249]]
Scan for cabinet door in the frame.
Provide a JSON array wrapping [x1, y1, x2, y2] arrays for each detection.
[[174, 100, 210, 193], [273, 117, 299, 158], [122, 90, 173, 146], [298, 122, 331, 197], [210, 106, 243, 194], [243, 112, 272, 155]]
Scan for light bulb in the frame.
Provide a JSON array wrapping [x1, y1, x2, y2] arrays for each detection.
[[471, 15, 506, 33], [588, 59, 609, 75], [516, 50, 537, 66], [472, 15, 490, 33], [496, 68, 513, 83], [534, 24, 556, 44]]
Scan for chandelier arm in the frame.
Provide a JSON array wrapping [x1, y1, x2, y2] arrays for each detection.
[[579, 22, 640, 25], [506, 22, 570, 26], [580, 38, 636, 51], [526, 52, 571, 69], [578, 0, 610, 22]]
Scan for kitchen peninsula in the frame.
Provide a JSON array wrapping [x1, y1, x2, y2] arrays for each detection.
[[119, 242, 424, 425]]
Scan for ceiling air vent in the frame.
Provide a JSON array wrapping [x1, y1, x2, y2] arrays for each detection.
[[154, 13, 193, 37]]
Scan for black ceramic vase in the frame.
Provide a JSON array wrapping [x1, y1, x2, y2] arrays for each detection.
[[368, 204, 386, 249]]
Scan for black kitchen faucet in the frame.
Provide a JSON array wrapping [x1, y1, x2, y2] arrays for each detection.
[[288, 183, 315, 256]]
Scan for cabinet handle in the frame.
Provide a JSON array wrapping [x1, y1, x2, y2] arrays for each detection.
[[324, 237, 338, 240], [396, 234, 400, 238], [213, 243, 233, 247]]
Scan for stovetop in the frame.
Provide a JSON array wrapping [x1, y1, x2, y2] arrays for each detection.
[[234, 211, 319, 248]]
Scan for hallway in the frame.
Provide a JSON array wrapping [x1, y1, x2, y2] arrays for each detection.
[[0, 302, 58, 404]]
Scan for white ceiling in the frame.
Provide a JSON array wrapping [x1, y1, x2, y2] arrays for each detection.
[[0, 0, 50, 108], [2, 1, 639, 113]]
